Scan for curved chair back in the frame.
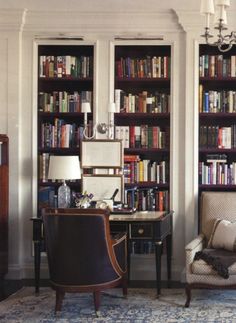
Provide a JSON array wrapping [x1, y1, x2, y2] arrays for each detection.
[[43, 208, 122, 288]]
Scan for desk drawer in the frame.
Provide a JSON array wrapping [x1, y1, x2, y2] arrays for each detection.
[[129, 223, 153, 239]]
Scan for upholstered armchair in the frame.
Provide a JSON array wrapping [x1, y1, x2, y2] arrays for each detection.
[[42, 208, 127, 314], [185, 191, 236, 307]]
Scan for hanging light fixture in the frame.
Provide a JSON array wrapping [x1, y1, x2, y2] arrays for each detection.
[[200, 0, 236, 52]]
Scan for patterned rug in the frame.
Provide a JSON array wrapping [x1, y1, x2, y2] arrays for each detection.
[[1, 287, 236, 322]]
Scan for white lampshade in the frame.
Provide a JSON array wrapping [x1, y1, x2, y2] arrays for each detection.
[[200, 0, 215, 14], [108, 102, 116, 113], [215, 0, 230, 7], [81, 102, 91, 113], [214, 6, 227, 25], [48, 156, 81, 180]]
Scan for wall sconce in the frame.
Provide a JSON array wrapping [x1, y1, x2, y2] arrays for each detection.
[[81, 102, 95, 139], [97, 102, 116, 138], [47, 155, 81, 208], [200, 0, 236, 52]]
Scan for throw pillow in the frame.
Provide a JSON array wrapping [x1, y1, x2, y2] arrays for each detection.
[[207, 219, 236, 251]]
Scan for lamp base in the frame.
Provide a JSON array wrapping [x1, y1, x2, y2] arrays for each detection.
[[58, 182, 71, 208]]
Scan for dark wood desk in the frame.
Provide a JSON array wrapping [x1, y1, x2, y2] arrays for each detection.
[[31, 210, 173, 296]]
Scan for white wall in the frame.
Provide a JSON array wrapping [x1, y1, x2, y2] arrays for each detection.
[[0, 0, 235, 281]]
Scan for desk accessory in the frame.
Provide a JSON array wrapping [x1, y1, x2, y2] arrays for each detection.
[[47, 156, 81, 208]]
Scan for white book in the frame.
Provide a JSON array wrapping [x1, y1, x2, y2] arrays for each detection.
[[123, 126, 130, 148], [231, 56, 236, 77], [115, 89, 122, 113]]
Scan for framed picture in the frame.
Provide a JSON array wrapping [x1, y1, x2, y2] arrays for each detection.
[[81, 140, 123, 168], [82, 174, 124, 202]]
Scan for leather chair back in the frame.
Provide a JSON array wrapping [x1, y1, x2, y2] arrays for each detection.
[[43, 208, 121, 287]]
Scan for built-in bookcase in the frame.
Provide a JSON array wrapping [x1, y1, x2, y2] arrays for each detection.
[[0, 134, 8, 292], [114, 44, 171, 212], [37, 44, 94, 212], [199, 44, 236, 196]]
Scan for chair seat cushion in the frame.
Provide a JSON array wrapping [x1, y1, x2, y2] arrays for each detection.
[[192, 250, 236, 275]]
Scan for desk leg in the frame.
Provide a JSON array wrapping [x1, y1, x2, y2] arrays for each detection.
[[34, 241, 41, 294], [166, 234, 172, 288], [155, 241, 162, 297], [127, 240, 131, 281]]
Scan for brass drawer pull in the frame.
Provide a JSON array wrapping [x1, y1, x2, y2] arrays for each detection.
[[138, 228, 144, 235]]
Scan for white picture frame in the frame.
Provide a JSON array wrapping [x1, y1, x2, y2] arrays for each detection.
[[81, 140, 123, 168], [82, 174, 124, 202]]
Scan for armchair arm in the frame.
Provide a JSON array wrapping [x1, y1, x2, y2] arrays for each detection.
[[111, 232, 127, 273], [186, 233, 205, 274]]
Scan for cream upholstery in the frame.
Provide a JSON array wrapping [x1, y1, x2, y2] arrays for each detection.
[[185, 192, 236, 307]]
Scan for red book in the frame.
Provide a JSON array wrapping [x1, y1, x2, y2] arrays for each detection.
[[158, 191, 164, 211], [129, 126, 135, 148]]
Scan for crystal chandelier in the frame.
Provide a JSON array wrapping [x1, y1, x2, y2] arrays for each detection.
[[200, 0, 236, 52]]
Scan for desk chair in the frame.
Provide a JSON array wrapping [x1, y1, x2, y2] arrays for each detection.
[[42, 208, 127, 314]]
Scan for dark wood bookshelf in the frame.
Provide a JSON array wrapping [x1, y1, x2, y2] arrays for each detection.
[[116, 77, 170, 82], [199, 77, 236, 82], [198, 44, 236, 202], [0, 134, 9, 297], [38, 147, 80, 154], [114, 44, 171, 211], [39, 180, 81, 187], [39, 77, 93, 82], [199, 184, 236, 190], [199, 148, 236, 153], [199, 113, 236, 118], [124, 148, 169, 153], [37, 44, 94, 211]]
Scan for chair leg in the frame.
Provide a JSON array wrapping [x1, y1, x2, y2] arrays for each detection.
[[185, 284, 191, 308], [122, 276, 128, 297], [55, 289, 65, 313], [93, 291, 101, 313]]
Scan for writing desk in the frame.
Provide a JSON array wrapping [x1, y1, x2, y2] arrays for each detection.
[[31, 210, 173, 296]]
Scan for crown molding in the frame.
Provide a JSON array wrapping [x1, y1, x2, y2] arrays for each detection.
[[0, 9, 27, 31], [175, 9, 236, 33], [23, 9, 182, 35]]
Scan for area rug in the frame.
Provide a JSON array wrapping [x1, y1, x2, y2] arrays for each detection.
[[1, 287, 236, 322]]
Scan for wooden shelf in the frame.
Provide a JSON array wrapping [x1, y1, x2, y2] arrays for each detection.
[[116, 77, 170, 82], [125, 182, 168, 189], [39, 77, 93, 82]]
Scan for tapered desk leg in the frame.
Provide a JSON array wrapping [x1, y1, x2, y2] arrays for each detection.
[[155, 241, 162, 297], [127, 240, 131, 281], [34, 241, 41, 294], [166, 234, 172, 288]]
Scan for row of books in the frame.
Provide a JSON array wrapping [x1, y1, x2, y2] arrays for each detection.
[[39, 91, 92, 113], [115, 126, 168, 149], [199, 86, 236, 113], [115, 56, 170, 79], [124, 155, 168, 184], [40, 120, 93, 149], [124, 187, 169, 211], [199, 54, 236, 78], [39, 55, 93, 78], [199, 125, 236, 149], [199, 161, 236, 185], [114, 89, 170, 113]]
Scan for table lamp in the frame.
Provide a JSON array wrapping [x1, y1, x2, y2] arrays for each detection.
[[47, 155, 81, 208]]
